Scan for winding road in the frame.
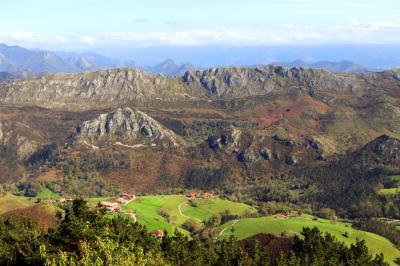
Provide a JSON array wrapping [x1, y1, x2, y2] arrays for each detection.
[[177, 201, 202, 222], [217, 220, 238, 239]]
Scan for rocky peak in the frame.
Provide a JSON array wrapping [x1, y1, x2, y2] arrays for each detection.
[[183, 65, 367, 98], [367, 135, 399, 158], [72, 107, 182, 148], [354, 135, 400, 166], [0, 68, 204, 110], [207, 125, 242, 151], [0, 121, 43, 159]]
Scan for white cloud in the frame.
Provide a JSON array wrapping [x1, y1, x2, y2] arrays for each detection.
[[1, 21, 400, 49], [79, 35, 96, 45]]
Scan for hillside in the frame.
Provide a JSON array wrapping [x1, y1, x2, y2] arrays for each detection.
[[218, 215, 400, 265], [0, 64, 399, 225]]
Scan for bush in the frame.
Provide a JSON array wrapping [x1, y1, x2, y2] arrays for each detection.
[[182, 219, 202, 232], [158, 209, 171, 222]]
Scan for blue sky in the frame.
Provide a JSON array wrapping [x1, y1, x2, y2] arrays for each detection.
[[1, 0, 400, 50]]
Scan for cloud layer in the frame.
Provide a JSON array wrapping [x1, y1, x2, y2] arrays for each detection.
[[1, 21, 400, 50]]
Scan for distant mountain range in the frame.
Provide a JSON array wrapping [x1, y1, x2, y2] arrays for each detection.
[[0, 43, 194, 78], [0, 43, 379, 81], [277, 60, 371, 73]]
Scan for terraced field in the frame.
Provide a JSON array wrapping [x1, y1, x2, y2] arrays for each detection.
[[218, 214, 400, 265]]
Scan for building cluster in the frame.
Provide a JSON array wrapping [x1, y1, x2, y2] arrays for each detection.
[[99, 192, 136, 213], [185, 191, 214, 199], [274, 210, 299, 219]]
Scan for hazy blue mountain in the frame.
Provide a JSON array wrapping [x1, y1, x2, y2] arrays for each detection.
[[0, 44, 193, 75], [146, 59, 195, 76], [278, 60, 371, 73], [55, 51, 120, 71], [105, 45, 400, 69], [0, 43, 76, 73]]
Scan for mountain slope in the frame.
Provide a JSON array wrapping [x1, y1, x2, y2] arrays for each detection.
[[280, 60, 371, 73], [0, 43, 76, 73], [146, 59, 195, 76]]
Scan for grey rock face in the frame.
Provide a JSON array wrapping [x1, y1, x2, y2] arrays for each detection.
[[354, 135, 400, 166], [0, 68, 204, 110], [182, 65, 372, 98], [371, 135, 399, 158], [238, 150, 259, 164], [259, 148, 272, 160], [207, 126, 242, 151], [284, 155, 297, 165], [220, 126, 242, 151], [273, 135, 295, 147], [0, 65, 399, 110], [73, 107, 181, 148], [0, 121, 43, 159]]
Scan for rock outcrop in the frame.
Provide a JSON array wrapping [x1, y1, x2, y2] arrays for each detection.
[[0, 68, 205, 110], [182, 65, 382, 98], [207, 126, 242, 152], [1, 65, 400, 110], [354, 135, 400, 166], [72, 107, 182, 148], [0, 121, 43, 159]]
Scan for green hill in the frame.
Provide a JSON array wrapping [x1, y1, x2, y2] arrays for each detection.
[[120, 195, 256, 234], [218, 214, 400, 265], [0, 193, 34, 215]]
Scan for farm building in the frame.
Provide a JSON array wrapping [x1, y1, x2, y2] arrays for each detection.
[[186, 191, 197, 198], [203, 192, 214, 198], [275, 213, 287, 219], [115, 197, 129, 204], [100, 201, 120, 212], [121, 192, 136, 201], [286, 210, 298, 217], [152, 230, 165, 238]]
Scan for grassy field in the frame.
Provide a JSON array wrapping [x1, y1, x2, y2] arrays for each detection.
[[37, 188, 60, 199], [0, 193, 35, 215], [378, 188, 400, 195], [119, 195, 256, 234], [182, 198, 257, 221], [218, 214, 400, 265], [0, 193, 58, 227], [378, 175, 400, 195]]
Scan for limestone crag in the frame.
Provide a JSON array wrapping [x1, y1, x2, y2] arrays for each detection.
[[72, 107, 182, 148], [0, 121, 43, 159], [1, 66, 400, 110], [354, 135, 400, 165], [0, 68, 204, 109]]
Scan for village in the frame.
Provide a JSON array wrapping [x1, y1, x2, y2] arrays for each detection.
[[41, 190, 297, 238]]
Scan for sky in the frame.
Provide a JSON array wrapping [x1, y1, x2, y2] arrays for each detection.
[[1, 0, 400, 52]]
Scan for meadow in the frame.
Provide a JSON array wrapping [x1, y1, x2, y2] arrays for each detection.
[[120, 195, 257, 234], [218, 214, 400, 265]]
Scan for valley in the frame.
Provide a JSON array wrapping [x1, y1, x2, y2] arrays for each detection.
[[1, 64, 400, 265]]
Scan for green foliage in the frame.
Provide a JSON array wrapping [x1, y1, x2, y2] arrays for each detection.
[[184, 165, 231, 190]]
